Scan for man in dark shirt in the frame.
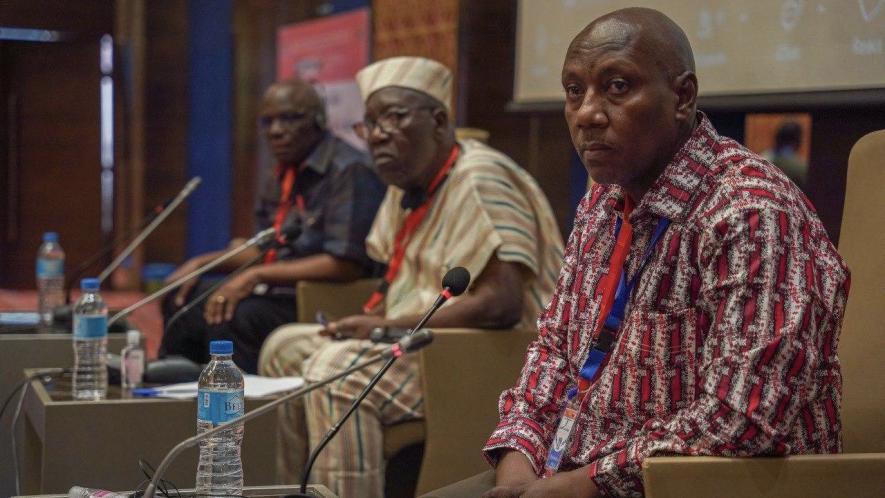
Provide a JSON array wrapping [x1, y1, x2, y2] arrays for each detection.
[[161, 78, 385, 373]]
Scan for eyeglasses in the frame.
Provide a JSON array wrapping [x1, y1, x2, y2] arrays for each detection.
[[353, 105, 437, 140], [259, 111, 310, 130]]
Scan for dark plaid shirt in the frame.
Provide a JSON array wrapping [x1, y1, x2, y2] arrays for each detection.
[[484, 114, 850, 496], [255, 133, 385, 273]]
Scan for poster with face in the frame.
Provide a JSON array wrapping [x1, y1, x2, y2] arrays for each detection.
[[277, 8, 370, 150]]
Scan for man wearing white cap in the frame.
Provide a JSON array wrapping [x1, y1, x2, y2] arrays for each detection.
[[259, 56, 564, 497]]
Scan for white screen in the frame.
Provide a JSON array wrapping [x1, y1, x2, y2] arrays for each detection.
[[515, 0, 885, 103]]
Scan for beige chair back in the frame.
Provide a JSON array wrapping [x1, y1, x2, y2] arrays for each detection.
[[838, 129, 885, 453], [455, 127, 490, 143], [294, 279, 381, 323]]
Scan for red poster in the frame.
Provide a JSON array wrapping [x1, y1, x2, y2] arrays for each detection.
[[277, 8, 370, 149]]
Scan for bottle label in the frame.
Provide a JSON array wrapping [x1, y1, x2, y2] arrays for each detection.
[[123, 351, 144, 385], [73, 315, 108, 339], [36, 259, 63, 278], [197, 390, 244, 426]]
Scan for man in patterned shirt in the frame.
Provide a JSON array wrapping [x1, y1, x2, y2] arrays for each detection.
[[426, 7, 850, 498], [259, 56, 563, 497]]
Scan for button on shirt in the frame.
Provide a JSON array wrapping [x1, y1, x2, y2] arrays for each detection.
[[484, 114, 851, 497], [255, 133, 386, 272]]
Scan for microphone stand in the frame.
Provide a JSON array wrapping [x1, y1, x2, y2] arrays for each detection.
[[296, 291, 452, 496], [140, 330, 434, 498], [107, 228, 275, 327], [98, 177, 202, 284]]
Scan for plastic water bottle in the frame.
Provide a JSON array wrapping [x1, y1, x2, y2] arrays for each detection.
[[120, 330, 145, 390], [36, 231, 65, 329], [196, 340, 245, 496], [72, 278, 108, 400]]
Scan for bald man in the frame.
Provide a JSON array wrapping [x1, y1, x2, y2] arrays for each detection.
[[427, 7, 849, 498], [161, 78, 386, 373]]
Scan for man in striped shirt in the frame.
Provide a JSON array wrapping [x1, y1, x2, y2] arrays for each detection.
[[428, 7, 850, 498], [258, 56, 563, 497]]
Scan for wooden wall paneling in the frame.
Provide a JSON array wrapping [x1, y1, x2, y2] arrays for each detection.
[[372, 0, 460, 115], [459, 0, 574, 237], [0, 1, 114, 288], [113, 0, 147, 288], [140, 0, 189, 267], [231, 0, 327, 238]]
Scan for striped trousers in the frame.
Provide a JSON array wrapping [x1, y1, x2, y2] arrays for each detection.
[[259, 324, 424, 498]]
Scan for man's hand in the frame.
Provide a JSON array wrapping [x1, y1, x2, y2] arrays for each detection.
[[203, 269, 259, 325], [319, 314, 387, 340], [166, 257, 207, 307], [483, 451, 537, 498], [484, 467, 598, 498]]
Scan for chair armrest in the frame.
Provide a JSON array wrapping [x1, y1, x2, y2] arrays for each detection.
[[295, 279, 380, 323], [643, 453, 885, 498], [415, 327, 537, 495]]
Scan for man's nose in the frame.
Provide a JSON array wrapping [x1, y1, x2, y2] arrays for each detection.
[[268, 118, 286, 137], [573, 92, 609, 129]]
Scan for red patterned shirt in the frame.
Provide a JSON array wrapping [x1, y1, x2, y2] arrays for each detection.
[[484, 114, 850, 497]]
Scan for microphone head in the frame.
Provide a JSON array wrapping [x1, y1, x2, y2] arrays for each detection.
[[442, 267, 470, 296], [182, 176, 202, 195]]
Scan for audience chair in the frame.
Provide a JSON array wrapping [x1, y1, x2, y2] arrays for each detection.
[[642, 130, 885, 497], [294, 280, 536, 497]]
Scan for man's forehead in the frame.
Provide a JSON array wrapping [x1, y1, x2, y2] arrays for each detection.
[[568, 18, 635, 56], [265, 83, 315, 107]]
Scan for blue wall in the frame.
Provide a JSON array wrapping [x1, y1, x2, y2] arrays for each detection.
[[187, 0, 233, 256]]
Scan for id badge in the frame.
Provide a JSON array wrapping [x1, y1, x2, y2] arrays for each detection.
[[543, 390, 584, 477]]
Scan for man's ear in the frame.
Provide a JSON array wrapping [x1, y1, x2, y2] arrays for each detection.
[[673, 71, 698, 121], [432, 107, 450, 139]]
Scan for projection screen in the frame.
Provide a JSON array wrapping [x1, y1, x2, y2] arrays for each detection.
[[515, 0, 885, 104]]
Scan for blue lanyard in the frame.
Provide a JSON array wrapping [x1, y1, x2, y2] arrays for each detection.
[[573, 216, 671, 393]]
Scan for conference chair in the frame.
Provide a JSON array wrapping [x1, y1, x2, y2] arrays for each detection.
[[295, 279, 535, 497], [642, 130, 885, 497]]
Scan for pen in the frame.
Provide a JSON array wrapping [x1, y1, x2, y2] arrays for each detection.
[[315, 310, 329, 327], [131, 387, 197, 397]]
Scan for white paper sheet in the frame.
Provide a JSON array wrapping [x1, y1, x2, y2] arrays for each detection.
[[145, 375, 304, 399]]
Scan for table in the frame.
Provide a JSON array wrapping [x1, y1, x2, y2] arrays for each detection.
[[1, 331, 129, 498], [14, 484, 337, 497], [20, 371, 281, 494]]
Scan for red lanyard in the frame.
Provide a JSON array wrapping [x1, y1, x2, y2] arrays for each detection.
[[264, 165, 305, 264], [362, 145, 460, 313], [577, 196, 634, 391]]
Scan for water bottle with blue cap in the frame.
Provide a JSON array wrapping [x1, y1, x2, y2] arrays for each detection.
[[195, 340, 245, 496]]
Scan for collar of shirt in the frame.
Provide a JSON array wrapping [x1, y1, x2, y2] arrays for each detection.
[[279, 132, 336, 178], [603, 112, 721, 225]]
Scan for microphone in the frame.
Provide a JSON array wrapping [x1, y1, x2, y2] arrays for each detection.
[[139, 329, 434, 498], [162, 223, 302, 335], [61, 177, 203, 307], [98, 177, 202, 284], [296, 267, 471, 496], [107, 227, 276, 326]]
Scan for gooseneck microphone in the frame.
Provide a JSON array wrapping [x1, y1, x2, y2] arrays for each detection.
[[139, 329, 434, 498], [107, 227, 277, 326], [98, 177, 203, 284], [296, 266, 471, 496], [64, 191, 187, 304]]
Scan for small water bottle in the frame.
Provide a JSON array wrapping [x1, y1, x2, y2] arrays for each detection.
[[36, 231, 65, 329], [196, 340, 245, 496], [72, 278, 108, 400], [120, 330, 144, 390]]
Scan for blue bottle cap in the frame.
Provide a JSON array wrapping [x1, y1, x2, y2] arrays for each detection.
[[80, 278, 100, 291], [43, 232, 59, 243], [210, 340, 233, 355]]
